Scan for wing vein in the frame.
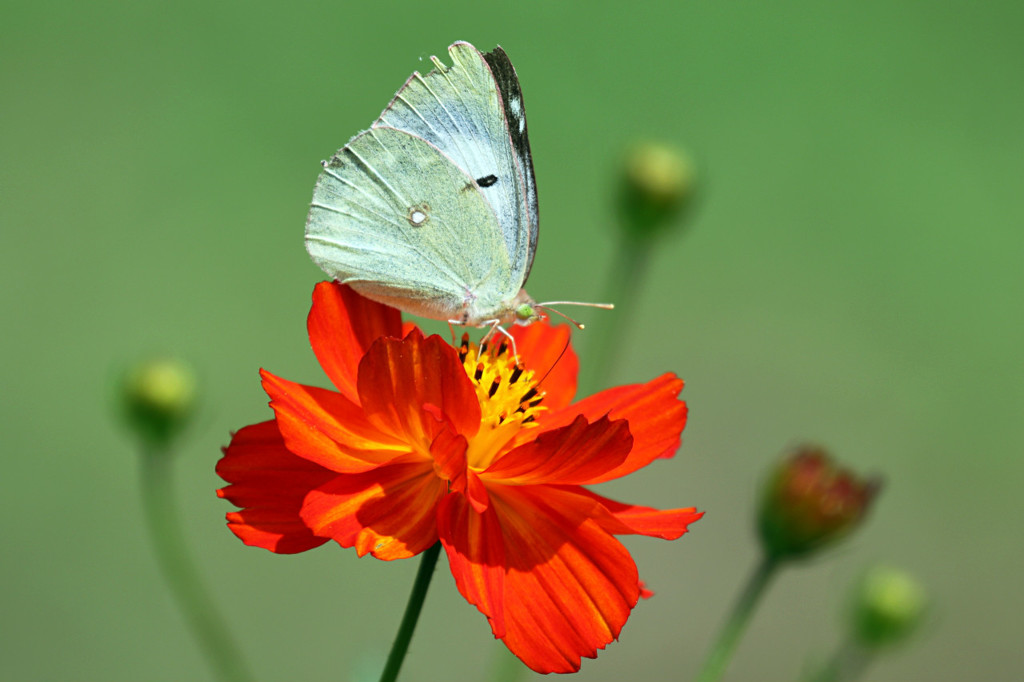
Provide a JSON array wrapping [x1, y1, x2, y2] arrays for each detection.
[[345, 144, 410, 206]]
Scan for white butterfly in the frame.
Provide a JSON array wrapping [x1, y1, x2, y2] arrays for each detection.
[[306, 42, 608, 336]]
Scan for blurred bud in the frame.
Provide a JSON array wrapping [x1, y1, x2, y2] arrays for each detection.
[[618, 141, 696, 239], [851, 566, 928, 647], [121, 357, 197, 449], [758, 445, 881, 560]]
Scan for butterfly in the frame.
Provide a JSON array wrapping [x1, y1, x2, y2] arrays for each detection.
[[305, 41, 608, 337]]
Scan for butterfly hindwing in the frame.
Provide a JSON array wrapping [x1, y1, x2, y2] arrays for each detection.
[[374, 42, 536, 287], [306, 125, 514, 321]]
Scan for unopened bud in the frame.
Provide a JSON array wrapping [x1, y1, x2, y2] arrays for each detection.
[[758, 445, 881, 560], [121, 357, 197, 448], [851, 566, 928, 647], [619, 141, 696, 239]]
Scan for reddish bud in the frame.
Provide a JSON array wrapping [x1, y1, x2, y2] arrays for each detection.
[[758, 445, 881, 560]]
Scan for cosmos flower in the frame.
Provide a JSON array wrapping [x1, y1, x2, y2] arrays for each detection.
[[217, 282, 701, 673]]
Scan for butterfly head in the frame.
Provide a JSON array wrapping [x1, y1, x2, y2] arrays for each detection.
[[510, 289, 541, 326]]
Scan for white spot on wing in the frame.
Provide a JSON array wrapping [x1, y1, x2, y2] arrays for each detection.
[[407, 203, 430, 227], [509, 97, 525, 133]]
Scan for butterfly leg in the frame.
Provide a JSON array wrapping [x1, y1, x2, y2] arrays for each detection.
[[478, 319, 519, 361]]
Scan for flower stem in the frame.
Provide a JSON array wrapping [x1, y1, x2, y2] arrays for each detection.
[[694, 554, 781, 682], [139, 448, 254, 682], [583, 234, 653, 393], [379, 542, 442, 682]]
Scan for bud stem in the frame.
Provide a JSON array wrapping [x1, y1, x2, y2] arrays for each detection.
[[379, 541, 442, 682], [807, 639, 872, 682], [695, 554, 781, 682], [139, 447, 254, 682], [583, 234, 652, 393]]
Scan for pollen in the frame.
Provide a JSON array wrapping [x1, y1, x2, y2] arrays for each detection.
[[457, 333, 546, 469]]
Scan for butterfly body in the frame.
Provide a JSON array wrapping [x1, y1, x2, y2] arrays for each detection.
[[306, 42, 540, 327]]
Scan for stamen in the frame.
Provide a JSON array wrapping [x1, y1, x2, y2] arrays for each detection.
[[457, 336, 548, 469]]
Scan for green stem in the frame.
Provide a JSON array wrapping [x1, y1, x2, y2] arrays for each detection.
[[583, 234, 653, 393], [694, 554, 781, 682], [378, 542, 442, 682], [139, 448, 254, 682], [807, 639, 873, 682]]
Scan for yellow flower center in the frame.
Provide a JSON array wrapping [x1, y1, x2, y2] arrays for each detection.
[[457, 334, 546, 470]]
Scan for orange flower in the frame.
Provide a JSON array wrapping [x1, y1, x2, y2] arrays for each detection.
[[217, 282, 702, 673]]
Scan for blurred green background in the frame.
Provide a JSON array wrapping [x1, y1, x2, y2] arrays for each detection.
[[2, 1, 1021, 680]]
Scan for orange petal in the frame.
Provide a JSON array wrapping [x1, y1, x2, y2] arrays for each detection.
[[300, 461, 445, 560], [307, 281, 403, 403], [535, 373, 687, 483], [428, 420, 469, 494], [437, 493, 507, 637], [510, 321, 578, 410], [262, 370, 411, 473], [483, 416, 632, 485], [216, 421, 334, 554], [574, 488, 704, 540], [440, 484, 639, 674], [357, 331, 481, 445]]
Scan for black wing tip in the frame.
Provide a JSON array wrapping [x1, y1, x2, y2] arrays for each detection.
[[448, 41, 509, 62]]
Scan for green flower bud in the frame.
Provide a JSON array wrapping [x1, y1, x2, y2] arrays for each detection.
[[618, 141, 696, 239], [758, 445, 881, 560], [851, 566, 928, 647], [120, 357, 197, 449]]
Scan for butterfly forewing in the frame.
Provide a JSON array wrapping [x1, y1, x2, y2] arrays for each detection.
[[481, 45, 539, 284], [306, 126, 513, 321], [374, 42, 536, 287]]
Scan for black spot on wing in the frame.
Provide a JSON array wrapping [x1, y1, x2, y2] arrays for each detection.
[[477, 174, 498, 187]]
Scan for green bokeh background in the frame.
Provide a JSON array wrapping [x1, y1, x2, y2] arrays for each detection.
[[2, 1, 1021, 680]]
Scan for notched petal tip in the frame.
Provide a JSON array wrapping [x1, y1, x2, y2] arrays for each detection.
[[216, 421, 336, 554]]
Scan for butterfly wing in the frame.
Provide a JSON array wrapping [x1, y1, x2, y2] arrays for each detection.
[[374, 42, 539, 289], [481, 45, 540, 283], [306, 125, 513, 321]]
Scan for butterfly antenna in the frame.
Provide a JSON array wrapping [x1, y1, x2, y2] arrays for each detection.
[[534, 301, 615, 331], [534, 333, 571, 389], [535, 305, 585, 330]]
